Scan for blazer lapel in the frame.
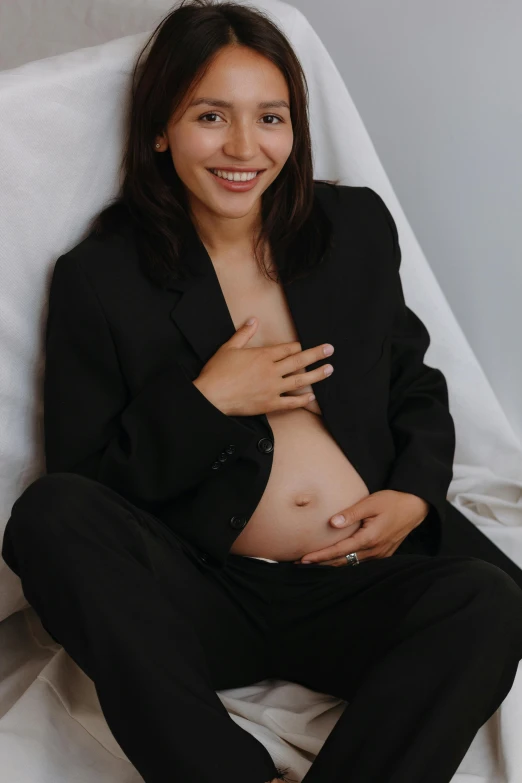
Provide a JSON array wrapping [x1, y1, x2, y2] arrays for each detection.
[[165, 226, 234, 367]]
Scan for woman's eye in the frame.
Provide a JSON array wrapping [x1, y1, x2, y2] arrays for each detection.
[[198, 113, 282, 124]]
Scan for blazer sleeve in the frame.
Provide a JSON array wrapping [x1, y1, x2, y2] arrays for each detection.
[[44, 252, 257, 506], [365, 187, 456, 554]]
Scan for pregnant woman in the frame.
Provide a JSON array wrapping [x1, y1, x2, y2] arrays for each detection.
[[3, 2, 522, 782]]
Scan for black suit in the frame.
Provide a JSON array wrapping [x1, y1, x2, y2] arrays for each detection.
[[4, 182, 522, 783], [43, 181, 522, 585]]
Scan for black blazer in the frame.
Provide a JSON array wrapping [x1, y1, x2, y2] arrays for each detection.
[[44, 183, 455, 567]]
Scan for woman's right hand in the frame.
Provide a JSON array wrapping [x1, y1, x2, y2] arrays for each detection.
[[193, 317, 334, 416]]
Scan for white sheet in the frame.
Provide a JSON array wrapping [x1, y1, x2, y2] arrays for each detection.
[[0, 1, 521, 780]]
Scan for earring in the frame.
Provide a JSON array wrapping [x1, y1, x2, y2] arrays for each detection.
[[155, 143, 161, 149]]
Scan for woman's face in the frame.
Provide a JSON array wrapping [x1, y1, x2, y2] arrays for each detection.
[[155, 45, 294, 220]]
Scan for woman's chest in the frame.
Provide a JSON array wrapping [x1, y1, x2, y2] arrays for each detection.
[[216, 267, 299, 348], [105, 236, 394, 423]]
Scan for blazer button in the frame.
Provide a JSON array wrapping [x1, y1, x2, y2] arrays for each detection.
[[211, 461, 221, 470], [257, 438, 274, 454], [218, 452, 228, 462], [225, 445, 235, 454], [229, 516, 248, 530], [199, 552, 209, 563]]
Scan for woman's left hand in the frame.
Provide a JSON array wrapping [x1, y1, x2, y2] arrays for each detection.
[[294, 490, 430, 566]]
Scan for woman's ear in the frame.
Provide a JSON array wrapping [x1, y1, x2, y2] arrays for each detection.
[[154, 136, 167, 151]]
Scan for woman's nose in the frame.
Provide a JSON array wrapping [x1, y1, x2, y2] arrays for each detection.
[[223, 122, 258, 157]]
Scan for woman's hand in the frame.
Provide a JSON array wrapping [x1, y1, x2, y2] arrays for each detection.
[[195, 317, 332, 417], [280, 369, 322, 414], [294, 490, 430, 565]]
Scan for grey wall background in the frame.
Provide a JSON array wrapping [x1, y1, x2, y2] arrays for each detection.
[[2, 0, 521, 443]]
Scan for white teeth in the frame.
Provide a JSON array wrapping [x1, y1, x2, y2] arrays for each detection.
[[210, 169, 259, 182]]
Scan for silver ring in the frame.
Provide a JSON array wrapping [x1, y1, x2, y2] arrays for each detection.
[[345, 552, 359, 566]]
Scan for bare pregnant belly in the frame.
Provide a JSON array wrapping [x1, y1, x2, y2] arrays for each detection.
[[229, 408, 370, 562]]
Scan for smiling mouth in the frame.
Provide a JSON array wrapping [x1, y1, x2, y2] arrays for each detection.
[[207, 168, 264, 181]]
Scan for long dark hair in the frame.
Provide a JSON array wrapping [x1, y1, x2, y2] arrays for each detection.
[[89, 0, 339, 287]]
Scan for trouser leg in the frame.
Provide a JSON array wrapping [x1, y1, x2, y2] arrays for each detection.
[[1, 473, 282, 783], [272, 554, 522, 783]]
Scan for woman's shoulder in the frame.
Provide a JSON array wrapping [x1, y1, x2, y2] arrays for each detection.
[[313, 180, 390, 229], [54, 203, 140, 286], [313, 179, 383, 214]]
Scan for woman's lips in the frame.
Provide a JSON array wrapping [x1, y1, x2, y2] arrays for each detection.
[[207, 168, 264, 191]]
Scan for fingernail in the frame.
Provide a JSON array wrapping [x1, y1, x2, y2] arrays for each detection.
[[301, 560, 312, 564], [331, 515, 345, 527]]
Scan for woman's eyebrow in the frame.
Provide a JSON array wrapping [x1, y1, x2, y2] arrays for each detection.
[[188, 97, 290, 110]]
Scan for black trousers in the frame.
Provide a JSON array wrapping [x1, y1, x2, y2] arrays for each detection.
[[2, 473, 522, 783]]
